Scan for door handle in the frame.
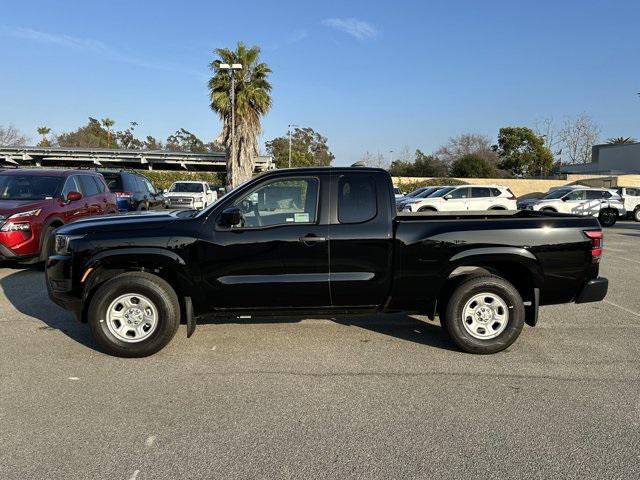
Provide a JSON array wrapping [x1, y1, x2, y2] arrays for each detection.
[[299, 235, 326, 245]]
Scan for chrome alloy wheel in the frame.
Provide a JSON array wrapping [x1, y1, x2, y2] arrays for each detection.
[[461, 293, 509, 340], [106, 294, 158, 343]]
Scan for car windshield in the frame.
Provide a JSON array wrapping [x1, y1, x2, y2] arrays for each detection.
[[170, 183, 204, 193], [414, 187, 439, 198], [543, 189, 571, 199], [428, 187, 456, 197], [0, 175, 62, 200]]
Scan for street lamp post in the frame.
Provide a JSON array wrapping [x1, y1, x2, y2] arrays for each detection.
[[288, 124, 298, 168], [218, 63, 243, 188]]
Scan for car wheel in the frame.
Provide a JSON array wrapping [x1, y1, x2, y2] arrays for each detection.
[[88, 272, 180, 357], [443, 275, 525, 354], [489, 206, 506, 210], [541, 207, 556, 213], [418, 206, 437, 212], [598, 209, 617, 227], [634, 208, 640, 222]]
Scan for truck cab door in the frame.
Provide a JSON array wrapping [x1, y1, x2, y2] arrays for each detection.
[[199, 174, 331, 310], [328, 172, 394, 307]]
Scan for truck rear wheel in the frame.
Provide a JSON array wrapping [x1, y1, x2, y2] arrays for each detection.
[[443, 275, 524, 354], [88, 272, 180, 357]]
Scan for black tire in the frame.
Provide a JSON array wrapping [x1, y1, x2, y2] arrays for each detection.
[[443, 275, 525, 354], [418, 206, 437, 212], [598, 209, 617, 227], [489, 206, 506, 210], [634, 208, 640, 222], [137, 204, 147, 211], [88, 272, 180, 357], [541, 207, 556, 213]]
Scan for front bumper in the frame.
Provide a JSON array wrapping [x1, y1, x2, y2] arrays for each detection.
[[575, 277, 608, 303], [46, 254, 82, 320]]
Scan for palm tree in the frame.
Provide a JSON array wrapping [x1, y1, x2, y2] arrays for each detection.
[[37, 126, 51, 146], [101, 118, 116, 147], [208, 42, 272, 188], [606, 136, 637, 145]]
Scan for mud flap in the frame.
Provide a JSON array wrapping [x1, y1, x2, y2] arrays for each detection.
[[525, 288, 540, 327], [185, 296, 196, 338]]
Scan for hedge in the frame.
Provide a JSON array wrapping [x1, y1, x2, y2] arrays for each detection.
[[135, 170, 225, 191], [395, 177, 467, 193]]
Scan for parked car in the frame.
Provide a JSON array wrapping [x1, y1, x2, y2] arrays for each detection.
[[522, 187, 625, 227], [100, 171, 166, 212], [164, 181, 218, 210], [401, 185, 517, 212], [396, 186, 444, 211], [0, 169, 116, 264], [615, 187, 640, 221], [47, 167, 608, 357]]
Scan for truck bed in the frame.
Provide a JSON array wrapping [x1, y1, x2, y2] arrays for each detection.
[[395, 209, 575, 221]]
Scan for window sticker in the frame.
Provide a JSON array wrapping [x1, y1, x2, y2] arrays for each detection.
[[294, 213, 310, 223]]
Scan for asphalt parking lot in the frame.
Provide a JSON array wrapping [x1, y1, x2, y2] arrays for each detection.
[[1, 223, 639, 480]]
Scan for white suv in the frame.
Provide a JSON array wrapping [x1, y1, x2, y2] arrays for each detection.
[[401, 185, 517, 212], [616, 187, 640, 221], [525, 187, 625, 227]]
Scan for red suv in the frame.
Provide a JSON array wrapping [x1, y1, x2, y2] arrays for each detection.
[[0, 169, 117, 263]]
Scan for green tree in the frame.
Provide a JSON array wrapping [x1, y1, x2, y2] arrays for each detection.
[[493, 127, 554, 176], [606, 136, 637, 145], [116, 122, 143, 149], [101, 118, 116, 147], [56, 118, 113, 148], [266, 127, 334, 168], [166, 128, 218, 153], [388, 149, 447, 177], [209, 42, 272, 188], [37, 126, 51, 147], [144, 136, 164, 150], [450, 154, 497, 178]]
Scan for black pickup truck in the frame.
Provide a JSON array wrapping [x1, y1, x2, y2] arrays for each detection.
[[46, 167, 608, 357]]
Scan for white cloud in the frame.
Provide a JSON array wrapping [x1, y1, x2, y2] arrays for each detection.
[[321, 18, 377, 40]]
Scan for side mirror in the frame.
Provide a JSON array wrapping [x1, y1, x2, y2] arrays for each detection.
[[561, 197, 568, 202], [163, 189, 168, 194], [66, 191, 82, 202], [444, 194, 452, 200], [220, 206, 242, 227]]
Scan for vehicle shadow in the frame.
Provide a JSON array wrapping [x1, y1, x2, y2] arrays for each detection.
[[0, 266, 96, 349], [201, 311, 457, 351]]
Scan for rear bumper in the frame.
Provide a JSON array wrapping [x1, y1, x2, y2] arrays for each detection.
[[575, 277, 608, 303]]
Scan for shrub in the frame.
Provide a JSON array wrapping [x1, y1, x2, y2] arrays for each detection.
[[135, 170, 225, 191], [396, 177, 467, 193]]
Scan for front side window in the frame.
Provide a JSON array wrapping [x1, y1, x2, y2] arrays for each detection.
[[143, 178, 157, 194], [78, 175, 100, 196], [338, 174, 376, 224], [234, 177, 318, 228], [62, 176, 80, 198], [564, 190, 585, 201], [448, 187, 469, 199]]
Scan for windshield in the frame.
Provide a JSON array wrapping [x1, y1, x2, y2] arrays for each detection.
[[406, 187, 427, 198], [414, 187, 439, 198], [543, 189, 571, 199], [428, 187, 456, 197], [0, 175, 62, 201], [170, 183, 205, 193]]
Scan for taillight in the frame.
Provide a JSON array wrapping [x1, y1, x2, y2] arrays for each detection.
[[584, 230, 603, 264], [506, 188, 517, 200], [115, 192, 133, 198]]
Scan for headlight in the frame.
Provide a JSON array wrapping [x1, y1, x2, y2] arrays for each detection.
[[7, 209, 41, 219], [1, 222, 31, 232], [54, 234, 85, 255]]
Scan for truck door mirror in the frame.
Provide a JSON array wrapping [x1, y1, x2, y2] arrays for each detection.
[[220, 207, 242, 227]]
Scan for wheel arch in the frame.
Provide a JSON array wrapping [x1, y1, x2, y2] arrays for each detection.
[[80, 248, 195, 323]]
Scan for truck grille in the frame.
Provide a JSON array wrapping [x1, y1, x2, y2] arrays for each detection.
[[169, 197, 193, 206]]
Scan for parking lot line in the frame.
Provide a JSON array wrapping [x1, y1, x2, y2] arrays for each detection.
[[603, 300, 640, 319]]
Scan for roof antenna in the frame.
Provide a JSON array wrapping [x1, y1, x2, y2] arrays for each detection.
[[351, 160, 366, 167]]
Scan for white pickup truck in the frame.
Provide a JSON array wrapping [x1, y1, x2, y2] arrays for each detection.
[[164, 181, 218, 210]]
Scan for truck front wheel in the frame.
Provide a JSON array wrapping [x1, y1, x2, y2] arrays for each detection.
[[88, 272, 180, 357], [443, 275, 525, 354]]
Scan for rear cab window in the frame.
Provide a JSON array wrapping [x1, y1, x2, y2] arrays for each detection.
[[337, 174, 377, 223]]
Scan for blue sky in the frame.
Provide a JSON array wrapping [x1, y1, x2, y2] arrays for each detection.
[[1, 0, 639, 165]]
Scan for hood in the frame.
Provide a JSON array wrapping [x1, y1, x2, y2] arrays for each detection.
[[0, 199, 48, 216], [56, 210, 184, 236], [517, 198, 542, 207]]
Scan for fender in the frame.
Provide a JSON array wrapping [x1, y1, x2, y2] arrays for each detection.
[[88, 247, 187, 266]]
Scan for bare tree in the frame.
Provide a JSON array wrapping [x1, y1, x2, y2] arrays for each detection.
[[534, 118, 562, 157], [434, 133, 498, 166], [360, 151, 389, 169], [558, 113, 601, 164], [0, 125, 29, 146]]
